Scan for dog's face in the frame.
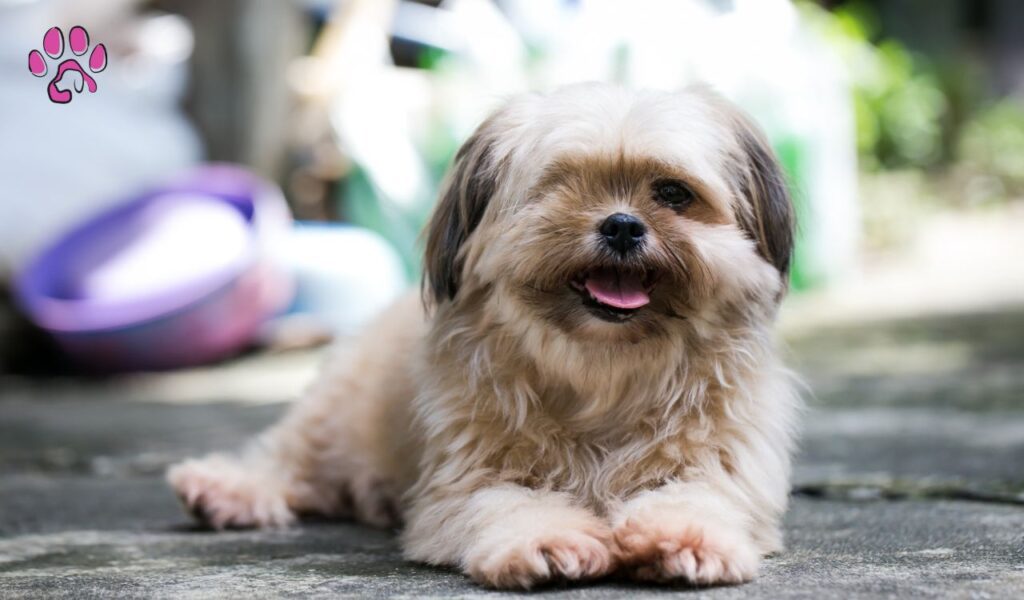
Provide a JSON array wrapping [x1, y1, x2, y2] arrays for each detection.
[[425, 84, 793, 345]]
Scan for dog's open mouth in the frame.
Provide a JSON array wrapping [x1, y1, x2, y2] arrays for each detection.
[[569, 267, 658, 322]]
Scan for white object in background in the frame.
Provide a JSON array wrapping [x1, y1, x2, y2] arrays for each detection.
[[281, 224, 409, 336], [502, 0, 860, 286], [709, 0, 860, 286]]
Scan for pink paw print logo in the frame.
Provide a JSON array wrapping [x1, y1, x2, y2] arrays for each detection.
[[27, 26, 107, 105]]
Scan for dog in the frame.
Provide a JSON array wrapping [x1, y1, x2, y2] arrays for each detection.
[[168, 82, 799, 589]]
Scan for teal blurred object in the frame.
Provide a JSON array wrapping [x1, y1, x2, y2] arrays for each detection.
[[341, 167, 433, 281], [281, 222, 408, 336]]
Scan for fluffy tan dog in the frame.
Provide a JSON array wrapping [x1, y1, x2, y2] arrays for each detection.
[[168, 83, 799, 589]]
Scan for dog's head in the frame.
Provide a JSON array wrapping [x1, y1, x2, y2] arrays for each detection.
[[424, 84, 793, 344]]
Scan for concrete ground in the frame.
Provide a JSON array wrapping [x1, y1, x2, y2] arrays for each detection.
[[2, 301, 1024, 599]]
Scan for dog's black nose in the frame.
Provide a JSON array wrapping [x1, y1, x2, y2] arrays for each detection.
[[599, 213, 646, 254]]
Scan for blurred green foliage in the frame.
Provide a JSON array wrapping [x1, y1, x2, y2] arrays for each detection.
[[804, 1, 950, 170], [806, 2, 1024, 182], [800, 0, 1024, 255], [958, 101, 1024, 192], [852, 40, 948, 169]]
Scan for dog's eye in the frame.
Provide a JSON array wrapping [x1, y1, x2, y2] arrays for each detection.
[[653, 179, 695, 208]]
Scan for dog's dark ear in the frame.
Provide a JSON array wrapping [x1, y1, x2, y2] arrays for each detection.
[[423, 122, 502, 304], [726, 111, 795, 278]]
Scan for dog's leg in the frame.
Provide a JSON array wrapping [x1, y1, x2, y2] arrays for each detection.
[[167, 293, 424, 530], [166, 437, 300, 530], [610, 374, 796, 585], [610, 480, 764, 584], [402, 483, 614, 589], [166, 393, 402, 530]]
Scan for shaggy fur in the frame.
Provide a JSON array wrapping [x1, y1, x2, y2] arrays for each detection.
[[168, 83, 800, 589]]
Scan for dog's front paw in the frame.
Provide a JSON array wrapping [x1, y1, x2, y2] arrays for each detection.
[[612, 512, 759, 585], [167, 456, 294, 529], [465, 526, 614, 589]]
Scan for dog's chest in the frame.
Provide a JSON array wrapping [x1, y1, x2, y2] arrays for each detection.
[[512, 408, 710, 504]]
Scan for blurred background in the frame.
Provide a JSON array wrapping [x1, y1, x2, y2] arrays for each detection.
[[2, 1, 1024, 594], [1, 0, 1023, 374]]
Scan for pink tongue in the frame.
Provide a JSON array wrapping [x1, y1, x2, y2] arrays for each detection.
[[584, 268, 650, 309]]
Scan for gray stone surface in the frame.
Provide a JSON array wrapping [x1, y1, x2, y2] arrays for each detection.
[[3, 484, 1024, 599], [2, 306, 1024, 598]]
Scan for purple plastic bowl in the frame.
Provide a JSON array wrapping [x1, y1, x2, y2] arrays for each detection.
[[15, 164, 294, 371]]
